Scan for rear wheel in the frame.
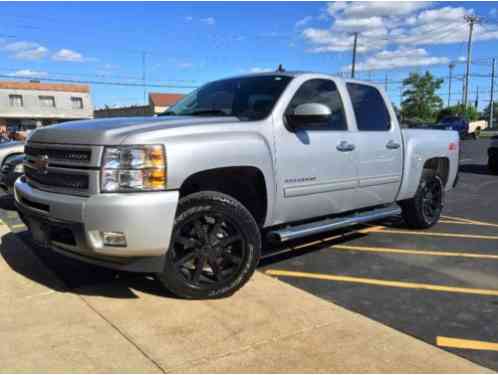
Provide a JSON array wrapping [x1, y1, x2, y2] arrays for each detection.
[[156, 191, 261, 299], [489, 155, 498, 174], [400, 172, 444, 229]]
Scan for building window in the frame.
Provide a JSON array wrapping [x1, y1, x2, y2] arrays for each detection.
[[9, 95, 23, 108], [71, 97, 84, 109], [39, 96, 56, 108]]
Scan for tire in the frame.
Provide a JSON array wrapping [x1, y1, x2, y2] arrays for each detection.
[[400, 172, 444, 229], [156, 191, 261, 299], [489, 156, 498, 174]]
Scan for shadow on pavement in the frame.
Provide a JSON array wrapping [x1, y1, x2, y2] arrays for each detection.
[[1, 231, 178, 300], [459, 164, 497, 176]]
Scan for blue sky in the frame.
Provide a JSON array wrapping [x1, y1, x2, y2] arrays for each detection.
[[1, 1, 498, 109]]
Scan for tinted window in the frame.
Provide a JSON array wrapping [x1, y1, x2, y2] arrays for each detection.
[[287, 79, 347, 130], [164, 75, 292, 121], [347, 83, 390, 131]]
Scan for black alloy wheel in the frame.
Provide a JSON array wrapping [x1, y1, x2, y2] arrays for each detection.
[[421, 176, 443, 224], [157, 191, 261, 299], [170, 212, 246, 289]]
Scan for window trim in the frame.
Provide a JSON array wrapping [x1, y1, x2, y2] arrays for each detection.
[[9, 94, 23, 108], [39, 95, 56, 108], [284, 78, 349, 132], [71, 96, 84, 109], [346, 82, 391, 132]]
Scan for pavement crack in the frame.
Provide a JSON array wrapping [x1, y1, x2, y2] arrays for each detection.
[[77, 294, 167, 373]]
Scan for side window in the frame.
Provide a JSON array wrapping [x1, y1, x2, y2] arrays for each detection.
[[346, 83, 390, 131], [287, 79, 348, 130]]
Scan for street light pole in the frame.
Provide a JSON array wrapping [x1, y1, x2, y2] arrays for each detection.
[[351, 32, 358, 79], [463, 15, 480, 108], [490, 58, 496, 128], [448, 63, 455, 107]]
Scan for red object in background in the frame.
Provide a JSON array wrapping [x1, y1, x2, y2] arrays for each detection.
[[449, 142, 458, 151]]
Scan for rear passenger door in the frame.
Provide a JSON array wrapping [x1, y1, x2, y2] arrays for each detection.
[[346, 83, 403, 207]]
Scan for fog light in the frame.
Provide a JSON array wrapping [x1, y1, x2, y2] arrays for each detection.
[[102, 231, 127, 247]]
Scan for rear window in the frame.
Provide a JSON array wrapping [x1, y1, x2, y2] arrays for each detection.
[[347, 83, 391, 131]]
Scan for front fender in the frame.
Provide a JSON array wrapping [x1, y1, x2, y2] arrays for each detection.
[[164, 131, 275, 225]]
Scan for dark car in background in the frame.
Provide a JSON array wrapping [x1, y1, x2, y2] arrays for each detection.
[[432, 116, 469, 139], [0, 154, 24, 196]]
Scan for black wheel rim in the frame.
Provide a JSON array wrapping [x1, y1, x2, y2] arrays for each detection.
[[422, 178, 442, 223], [169, 212, 247, 290]]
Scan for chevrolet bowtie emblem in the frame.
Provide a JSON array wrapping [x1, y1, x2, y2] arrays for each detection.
[[33, 155, 49, 174]]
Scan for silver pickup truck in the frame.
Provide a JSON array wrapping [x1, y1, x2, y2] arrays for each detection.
[[14, 72, 459, 299]]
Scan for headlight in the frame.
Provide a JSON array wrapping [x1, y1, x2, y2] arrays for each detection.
[[101, 145, 166, 192], [14, 163, 24, 173]]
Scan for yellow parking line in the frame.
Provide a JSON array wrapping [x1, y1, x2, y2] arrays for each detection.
[[439, 220, 479, 225], [437, 336, 498, 352], [264, 269, 498, 297], [364, 226, 498, 241], [332, 244, 498, 260], [11, 224, 25, 229], [441, 215, 498, 228]]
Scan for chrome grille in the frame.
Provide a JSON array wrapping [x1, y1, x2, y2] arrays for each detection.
[[25, 166, 89, 190], [25, 145, 92, 163], [24, 142, 102, 196]]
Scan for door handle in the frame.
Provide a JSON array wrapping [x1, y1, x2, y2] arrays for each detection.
[[386, 140, 400, 150], [337, 141, 355, 152]]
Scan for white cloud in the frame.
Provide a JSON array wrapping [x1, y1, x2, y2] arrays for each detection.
[[185, 16, 193, 22], [7, 69, 47, 77], [52, 48, 84, 62], [342, 47, 449, 72], [200, 17, 216, 25], [296, 16, 313, 28], [249, 67, 272, 73], [2, 41, 48, 60], [303, 2, 498, 71]]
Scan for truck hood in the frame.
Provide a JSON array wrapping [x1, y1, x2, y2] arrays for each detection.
[[29, 116, 241, 145]]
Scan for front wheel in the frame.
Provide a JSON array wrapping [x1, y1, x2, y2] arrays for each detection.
[[400, 172, 444, 229], [156, 191, 261, 299]]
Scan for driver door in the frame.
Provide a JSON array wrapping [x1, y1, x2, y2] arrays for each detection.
[[273, 78, 359, 224]]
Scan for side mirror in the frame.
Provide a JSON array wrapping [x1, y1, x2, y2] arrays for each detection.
[[286, 103, 331, 130]]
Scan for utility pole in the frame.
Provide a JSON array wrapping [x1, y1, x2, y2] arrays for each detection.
[[490, 58, 496, 128], [384, 73, 388, 92], [142, 51, 147, 105], [463, 15, 480, 108], [448, 63, 455, 107], [351, 32, 358, 79]]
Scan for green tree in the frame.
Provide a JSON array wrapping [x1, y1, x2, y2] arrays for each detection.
[[401, 71, 444, 122], [482, 101, 498, 127]]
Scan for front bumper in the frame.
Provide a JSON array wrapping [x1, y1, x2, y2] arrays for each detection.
[[14, 177, 179, 272]]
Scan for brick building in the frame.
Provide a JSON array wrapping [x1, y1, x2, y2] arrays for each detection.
[[0, 81, 93, 130]]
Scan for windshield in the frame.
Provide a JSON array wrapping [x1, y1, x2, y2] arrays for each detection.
[[163, 75, 293, 121]]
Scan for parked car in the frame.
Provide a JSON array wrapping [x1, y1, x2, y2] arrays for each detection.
[[14, 72, 459, 299], [433, 116, 488, 139], [488, 137, 498, 174], [0, 141, 25, 167], [0, 154, 24, 195]]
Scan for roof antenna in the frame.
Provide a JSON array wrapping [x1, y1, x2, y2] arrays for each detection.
[[276, 64, 285, 72]]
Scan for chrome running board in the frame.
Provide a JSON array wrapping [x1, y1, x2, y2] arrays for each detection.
[[268, 204, 401, 243]]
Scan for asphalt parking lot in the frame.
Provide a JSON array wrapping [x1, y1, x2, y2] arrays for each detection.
[[260, 139, 498, 371], [0, 138, 496, 371]]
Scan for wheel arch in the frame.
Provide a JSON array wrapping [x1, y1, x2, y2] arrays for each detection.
[[179, 166, 268, 227]]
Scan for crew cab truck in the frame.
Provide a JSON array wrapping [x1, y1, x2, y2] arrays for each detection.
[[14, 72, 459, 299]]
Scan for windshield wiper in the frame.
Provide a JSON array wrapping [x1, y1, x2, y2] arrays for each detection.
[[186, 109, 230, 116]]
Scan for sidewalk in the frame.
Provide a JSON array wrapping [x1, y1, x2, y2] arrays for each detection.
[[0, 224, 491, 373]]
